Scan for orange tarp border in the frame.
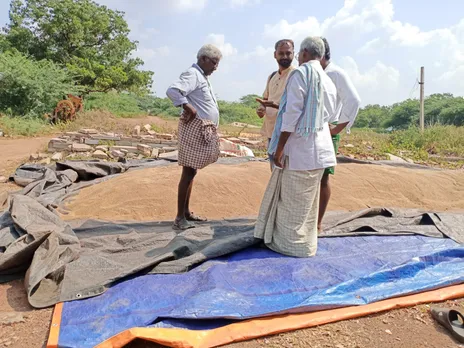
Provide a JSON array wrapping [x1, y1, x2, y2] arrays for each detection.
[[47, 302, 63, 348], [47, 284, 464, 348]]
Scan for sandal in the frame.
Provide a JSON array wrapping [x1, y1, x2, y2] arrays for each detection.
[[431, 307, 464, 343], [173, 218, 196, 231], [186, 212, 208, 222]]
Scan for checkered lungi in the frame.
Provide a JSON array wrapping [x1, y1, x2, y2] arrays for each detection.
[[254, 158, 324, 257], [177, 116, 220, 170]]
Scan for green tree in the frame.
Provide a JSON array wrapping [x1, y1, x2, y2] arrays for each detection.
[[0, 50, 82, 117], [2, 0, 153, 94], [239, 94, 261, 108], [148, 97, 180, 117], [424, 93, 455, 125], [355, 104, 390, 129], [438, 103, 464, 126], [384, 99, 420, 129]]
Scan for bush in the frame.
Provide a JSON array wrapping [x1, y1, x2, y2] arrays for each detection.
[[388, 125, 464, 157], [0, 115, 52, 136], [218, 101, 263, 126], [85, 92, 146, 117], [0, 51, 81, 118], [141, 96, 180, 118]]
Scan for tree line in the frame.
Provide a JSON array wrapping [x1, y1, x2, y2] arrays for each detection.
[[357, 93, 464, 129], [0, 0, 462, 130]]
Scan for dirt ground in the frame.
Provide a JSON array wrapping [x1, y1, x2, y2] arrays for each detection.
[[0, 137, 50, 175], [1, 136, 464, 348]]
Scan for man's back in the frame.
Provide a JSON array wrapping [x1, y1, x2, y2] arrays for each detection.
[[281, 61, 336, 171], [324, 62, 361, 128], [317, 64, 337, 124]]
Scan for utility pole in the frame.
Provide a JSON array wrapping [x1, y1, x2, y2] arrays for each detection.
[[419, 66, 425, 132]]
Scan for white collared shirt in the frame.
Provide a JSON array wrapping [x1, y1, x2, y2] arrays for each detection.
[[281, 60, 337, 171], [325, 62, 361, 132], [166, 64, 219, 126]]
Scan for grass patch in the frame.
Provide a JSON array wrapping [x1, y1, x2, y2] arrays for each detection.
[[85, 92, 147, 118], [339, 128, 391, 160], [149, 123, 175, 135], [389, 125, 464, 157], [56, 110, 140, 135], [339, 126, 464, 168], [0, 115, 54, 136]]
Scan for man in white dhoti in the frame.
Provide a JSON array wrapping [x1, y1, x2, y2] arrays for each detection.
[[254, 36, 337, 257]]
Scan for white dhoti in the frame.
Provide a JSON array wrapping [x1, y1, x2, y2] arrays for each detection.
[[254, 162, 324, 257]]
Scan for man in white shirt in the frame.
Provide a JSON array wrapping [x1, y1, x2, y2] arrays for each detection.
[[166, 44, 222, 230], [254, 37, 337, 257], [317, 37, 361, 232]]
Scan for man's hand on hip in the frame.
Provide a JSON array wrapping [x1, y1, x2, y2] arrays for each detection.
[[330, 122, 349, 136], [181, 104, 197, 123]]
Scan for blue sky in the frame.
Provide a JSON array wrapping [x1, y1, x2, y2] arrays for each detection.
[[1, 0, 463, 106]]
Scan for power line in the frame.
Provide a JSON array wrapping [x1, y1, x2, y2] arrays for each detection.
[[408, 78, 419, 99]]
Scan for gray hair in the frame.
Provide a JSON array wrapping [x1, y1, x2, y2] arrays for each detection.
[[197, 44, 223, 60], [299, 36, 325, 59]]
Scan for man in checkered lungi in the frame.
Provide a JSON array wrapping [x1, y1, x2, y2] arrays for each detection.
[[166, 44, 223, 230]]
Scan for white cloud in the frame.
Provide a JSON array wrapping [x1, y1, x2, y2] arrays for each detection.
[[263, 0, 392, 44], [242, 45, 274, 60], [357, 37, 382, 54], [264, 17, 321, 42], [173, 0, 208, 11], [134, 46, 170, 61], [155, 46, 171, 57], [96, 0, 207, 13], [321, 0, 392, 38], [228, 0, 261, 8], [439, 66, 464, 92], [260, 0, 464, 105], [140, 28, 160, 39], [340, 56, 400, 88], [340, 56, 400, 105], [205, 34, 238, 57], [127, 20, 160, 42]]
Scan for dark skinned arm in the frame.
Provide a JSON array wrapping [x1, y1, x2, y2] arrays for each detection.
[[180, 103, 197, 123], [274, 132, 291, 168], [330, 121, 349, 136], [256, 98, 279, 109]]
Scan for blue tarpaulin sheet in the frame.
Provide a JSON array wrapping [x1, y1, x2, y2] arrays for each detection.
[[58, 235, 464, 347]]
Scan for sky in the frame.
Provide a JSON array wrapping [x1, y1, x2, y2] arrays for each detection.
[[1, 0, 464, 106]]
